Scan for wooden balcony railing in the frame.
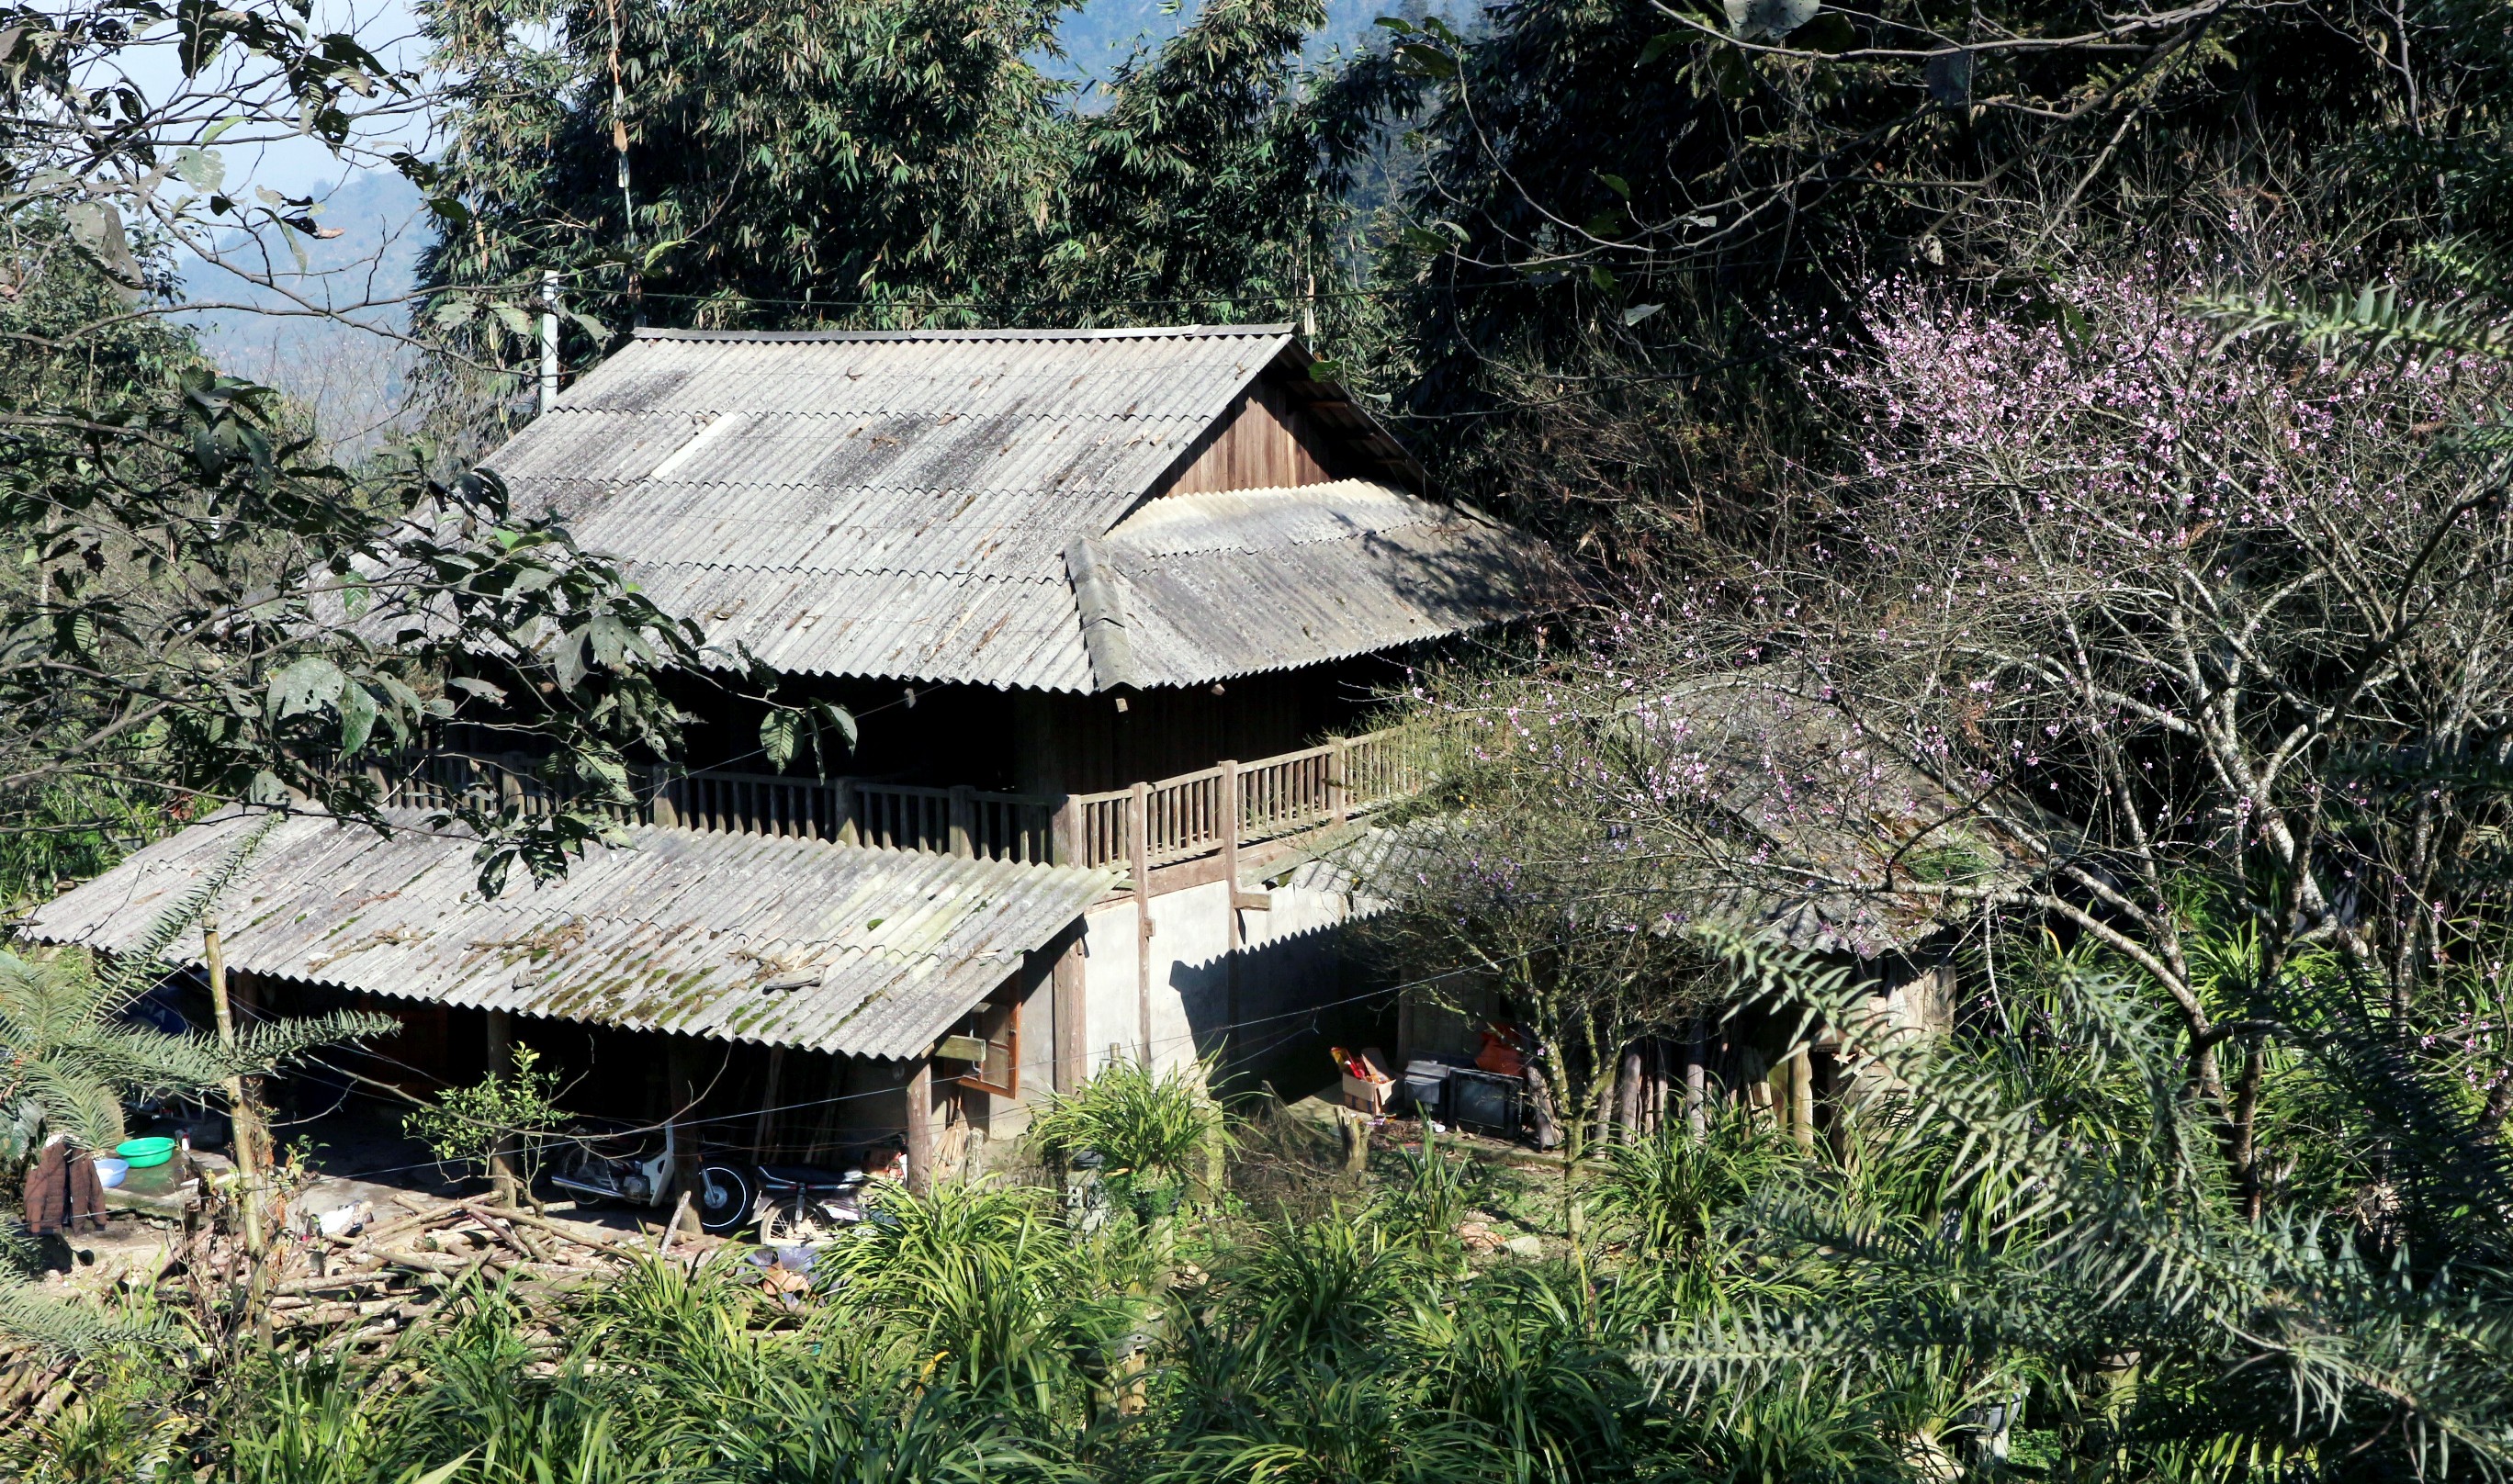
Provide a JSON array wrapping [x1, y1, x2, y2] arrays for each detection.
[[378, 724, 1417, 878], [379, 754, 1055, 864], [1066, 725, 1418, 873]]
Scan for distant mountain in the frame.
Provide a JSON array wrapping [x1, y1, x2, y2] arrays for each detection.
[[182, 170, 430, 456]]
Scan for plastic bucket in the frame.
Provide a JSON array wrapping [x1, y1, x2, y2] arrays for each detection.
[[93, 1156, 130, 1188]]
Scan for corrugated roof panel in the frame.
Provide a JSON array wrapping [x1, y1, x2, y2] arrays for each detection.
[[25, 809, 1116, 1060], [631, 565, 1094, 687], [1107, 480, 1437, 556], [1095, 482, 1530, 688]]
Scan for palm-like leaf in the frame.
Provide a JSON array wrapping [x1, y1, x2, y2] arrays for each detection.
[[1641, 925, 2513, 1474]]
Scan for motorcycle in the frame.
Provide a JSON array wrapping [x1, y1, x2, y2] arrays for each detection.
[[751, 1165, 871, 1244], [547, 1122, 873, 1240], [547, 1122, 751, 1233]]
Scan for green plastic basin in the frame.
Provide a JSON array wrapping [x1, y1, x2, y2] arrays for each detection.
[[114, 1136, 176, 1169]]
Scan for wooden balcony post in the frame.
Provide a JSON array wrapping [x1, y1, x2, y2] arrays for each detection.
[[905, 1058, 934, 1194], [1218, 761, 1241, 954], [948, 784, 975, 858], [1052, 795, 1080, 867], [1130, 781, 1152, 1068], [1220, 759, 1241, 1065], [649, 764, 678, 828], [1328, 736, 1348, 826]]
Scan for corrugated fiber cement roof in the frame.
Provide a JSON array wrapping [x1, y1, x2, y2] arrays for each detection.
[[486, 325, 1295, 691], [25, 809, 1114, 1061], [1085, 480, 1528, 687]]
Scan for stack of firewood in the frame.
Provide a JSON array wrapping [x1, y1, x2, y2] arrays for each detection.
[[0, 1197, 742, 1431], [155, 1197, 722, 1355]]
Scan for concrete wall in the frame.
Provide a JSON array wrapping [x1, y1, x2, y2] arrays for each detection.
[[892, 860, 1374, 1180], [1076, 871, 1358, 1083]]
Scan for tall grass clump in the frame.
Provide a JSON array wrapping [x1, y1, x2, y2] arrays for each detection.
[[1028, 1059, 1230, 1176], [1027, 1059, 1231, 1217]]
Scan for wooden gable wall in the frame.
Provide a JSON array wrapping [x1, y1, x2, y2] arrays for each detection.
[[1156, 375, 1346, 495]]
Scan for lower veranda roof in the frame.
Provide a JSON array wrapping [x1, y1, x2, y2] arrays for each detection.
[[23, 808, 1115, 1060]]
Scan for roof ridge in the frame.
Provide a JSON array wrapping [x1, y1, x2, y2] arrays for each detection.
[[629, 324, 1295, 343]]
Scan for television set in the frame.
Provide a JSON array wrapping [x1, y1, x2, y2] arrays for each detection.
[[1447, 1069, 1523, 1139]]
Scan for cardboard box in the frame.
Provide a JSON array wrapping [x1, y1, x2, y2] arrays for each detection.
[[1337, 1046, 1394, 1113]]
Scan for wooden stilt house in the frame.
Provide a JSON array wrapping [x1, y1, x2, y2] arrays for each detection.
[[28, 325, 1532, 1188]]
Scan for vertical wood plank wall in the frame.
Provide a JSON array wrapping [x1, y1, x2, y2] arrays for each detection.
[[1157, 378, 1343, 496]]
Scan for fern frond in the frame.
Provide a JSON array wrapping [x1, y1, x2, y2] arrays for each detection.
[[0, 1275, 161, 1359], [232, 1009, 400, 1071], [11, 1059, 131, 1151], [2191, 282, 2513, 368]]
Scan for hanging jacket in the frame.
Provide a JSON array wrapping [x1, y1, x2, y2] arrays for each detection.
[[23, 1137, 107, 1236]]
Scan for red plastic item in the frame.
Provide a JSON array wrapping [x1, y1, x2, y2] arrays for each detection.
[[1475, 1026, 1527, 1077]]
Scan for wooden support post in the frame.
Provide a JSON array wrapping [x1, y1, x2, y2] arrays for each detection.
[[1651, 1040, 1670, 1136], [666, 1039, 704, 1237], [1052, 925, 1087, 1094], [485, 1010, 518, 1206], [752, 1046, 785, 1162], [1130, 781, 1153, 1068], [204, 917, 266, 1254], [1328, 736, 1348, 826], [1617, 1044, 1642, 1142], [905, 1060, 933, 1194], [948, 784, 975, 858], [1220, 759, 1240, 1066], [836, 780, 860, 846], [649, 765, 678, 828]]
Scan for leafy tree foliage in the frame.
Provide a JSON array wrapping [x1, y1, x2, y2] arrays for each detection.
[[0, 1, 716, 893], [411, 0, 1407, 436], [1358, 0, 2477, 560]]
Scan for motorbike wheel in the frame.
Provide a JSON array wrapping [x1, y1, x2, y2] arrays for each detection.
[[695, 1164, 756, 1234], [757, 1199, 805, 1247]]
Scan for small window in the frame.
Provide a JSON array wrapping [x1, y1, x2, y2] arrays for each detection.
[[953, 983, 1020, 1098]]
